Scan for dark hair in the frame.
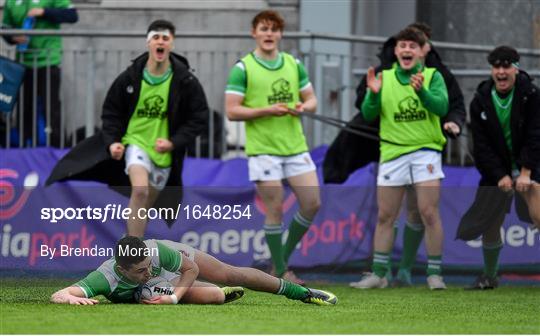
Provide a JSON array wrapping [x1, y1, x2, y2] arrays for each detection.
[[487, 46, 520, 67], [407, 22, 432, 40], [251, 10, 285, 31], [394, 27, 426, 47], [147, 20, 176, 36], [115, 236, 149, 269]]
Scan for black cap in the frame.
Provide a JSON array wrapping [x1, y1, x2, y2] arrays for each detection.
[[487, 46, 520, 67]]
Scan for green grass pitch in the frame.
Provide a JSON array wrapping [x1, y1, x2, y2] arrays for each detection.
[[1, 279, 539, 334]]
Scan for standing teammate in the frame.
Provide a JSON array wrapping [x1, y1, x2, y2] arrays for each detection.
[[322, 23, 465, 287], [46, 20, 208, 237], [350, 27, 448, 290], [382, 23, 464, 287], [225, 10, 319, 284], [460, 46, 540, 289], [50, 236, 337, 305]]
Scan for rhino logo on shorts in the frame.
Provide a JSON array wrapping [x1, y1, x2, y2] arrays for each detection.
[[137, 95, 167, 119], [394, 96, 427, 122], [267, 78, 293, 105]]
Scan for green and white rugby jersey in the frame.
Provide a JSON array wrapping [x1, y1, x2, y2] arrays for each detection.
[[75, 240, 191, 303]]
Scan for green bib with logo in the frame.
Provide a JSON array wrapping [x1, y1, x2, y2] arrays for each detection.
[[122, 75, 172, 167], [241, 52, 307, 156], [379, 67, 446, 162]]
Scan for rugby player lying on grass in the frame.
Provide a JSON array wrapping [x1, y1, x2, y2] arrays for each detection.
[[51, 236, 337, 306]]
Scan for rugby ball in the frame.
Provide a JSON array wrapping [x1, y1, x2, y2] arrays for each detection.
[[134, 276, 175, 303]]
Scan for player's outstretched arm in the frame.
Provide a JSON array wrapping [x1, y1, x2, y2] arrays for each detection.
[[51, 286, 99, 305]]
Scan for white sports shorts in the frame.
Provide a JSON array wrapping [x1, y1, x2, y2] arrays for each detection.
[[125, 144, 171, 190], [248, 152, 316, 182], [377, 150, 444, 186]]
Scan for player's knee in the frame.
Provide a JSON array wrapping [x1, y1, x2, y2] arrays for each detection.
[[377, 209, 396, 227], [406, 206, 422, 224], [530, 213, 540, 228], [418, 205, 439, 226], [130, 186, 150, 204], [301, 197, 320, 218], [265, 201, 283, 218], [223, 267, 246, 285]]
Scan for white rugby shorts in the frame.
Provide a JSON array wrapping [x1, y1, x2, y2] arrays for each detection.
[[248, 152, 316, 182], [377, 150, 444, 186]]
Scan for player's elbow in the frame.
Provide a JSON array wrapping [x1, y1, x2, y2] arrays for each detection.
[[226, 108, 239, 121], [226, 105, 245, 121], [225, 95, 245, 121], [306, 96, 318, 113]]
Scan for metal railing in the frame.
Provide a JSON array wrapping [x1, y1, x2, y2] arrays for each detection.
[[1, 30, 539, 165]]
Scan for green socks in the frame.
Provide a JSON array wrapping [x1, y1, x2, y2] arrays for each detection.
[[399, 222, 425, 271], [427, 255, 442, 276], [264, 224, 286, 276], [483, 241, 503, 278], [277, 279, 309, 300], [266, 212, 313, 277], [283, 212, 312, 263], [373, 252, 390, 278]]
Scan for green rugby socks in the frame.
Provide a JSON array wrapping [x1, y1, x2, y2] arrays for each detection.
[[427, 255, 442, 276], [283, 212, 312, 263], [400, 221, 425, 271], [265, 224, 286, 276], [277, 279, 309, 300], [373, 252, 390, 278], [483, 241, 503, 278]]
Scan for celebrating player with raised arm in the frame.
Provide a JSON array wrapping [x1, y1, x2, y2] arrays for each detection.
[[350, 27, 449, 290]]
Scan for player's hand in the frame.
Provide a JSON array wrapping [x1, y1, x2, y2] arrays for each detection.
[[515, 174, 532, 193], [68, 296, 99, 305], [443, 122, 461, 137], [292, 102, 304, 114], [366, 67, 382, 94], [410, 71, 424, 92], [12, 35, 28, 44], [109, 142, 125, 160], [155, 138, 173, 153], [267, 103, 289, 116], [27, 8, 45, 17], [497, 175, 513, 192], [142, 295, 175, 305]]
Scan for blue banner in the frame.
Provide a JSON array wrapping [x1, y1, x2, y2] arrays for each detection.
[[1, 147, 538, 271]]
